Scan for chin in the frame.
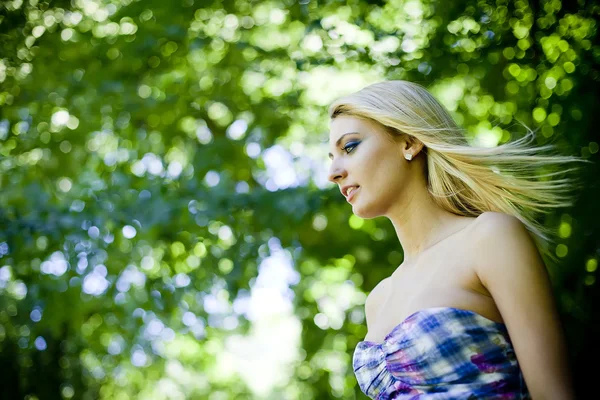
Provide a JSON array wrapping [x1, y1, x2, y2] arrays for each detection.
[[352, 203, 382, 220], [351, 193, 391, 219], [354, 211, 381, 220]]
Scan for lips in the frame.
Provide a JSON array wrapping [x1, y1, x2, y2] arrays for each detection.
[[342, 185, 359, 198], [344, 185, 360, 202]]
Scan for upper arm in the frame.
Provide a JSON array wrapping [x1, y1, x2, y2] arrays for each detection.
[[474, 212, 575, 399]]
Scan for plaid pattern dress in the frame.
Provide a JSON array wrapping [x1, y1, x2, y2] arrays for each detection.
[[353, 307, 531, 399]]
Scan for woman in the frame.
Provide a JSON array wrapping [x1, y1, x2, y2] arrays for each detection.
[[326, 80, 585, 399]]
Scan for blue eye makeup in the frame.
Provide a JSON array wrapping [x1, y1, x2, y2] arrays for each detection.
[[343, 141, 360, 154]]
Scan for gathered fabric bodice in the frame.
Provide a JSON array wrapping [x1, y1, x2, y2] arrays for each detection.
[[353, 307, 531, 399]]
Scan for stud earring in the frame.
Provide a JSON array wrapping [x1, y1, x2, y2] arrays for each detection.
[[404, 153, 413, 161]]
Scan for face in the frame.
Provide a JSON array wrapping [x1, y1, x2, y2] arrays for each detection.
[[328, 116, 416, 219]]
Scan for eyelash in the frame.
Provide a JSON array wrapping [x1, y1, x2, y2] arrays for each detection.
[[343, 142, 359, 154]]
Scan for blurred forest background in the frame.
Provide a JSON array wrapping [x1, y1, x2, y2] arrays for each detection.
[[1, 0, 599, 399]]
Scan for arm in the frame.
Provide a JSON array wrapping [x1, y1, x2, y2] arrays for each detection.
[[474, 212, 575, 400]]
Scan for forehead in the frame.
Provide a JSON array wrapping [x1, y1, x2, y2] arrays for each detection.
[[328, 116, 372, 142]]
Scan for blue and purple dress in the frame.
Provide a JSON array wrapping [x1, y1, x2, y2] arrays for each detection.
[[353, 307, 531, 399]]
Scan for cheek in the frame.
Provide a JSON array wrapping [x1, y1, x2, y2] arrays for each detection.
[[367, 153, 403, 183], [368, 159, 407, 201], [351, 142, 404, 187]]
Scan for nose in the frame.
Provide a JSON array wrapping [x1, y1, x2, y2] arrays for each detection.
[[328, 160, 347, 183]]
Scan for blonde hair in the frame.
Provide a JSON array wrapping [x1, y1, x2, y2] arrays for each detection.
[[328, 80, 591, 263]]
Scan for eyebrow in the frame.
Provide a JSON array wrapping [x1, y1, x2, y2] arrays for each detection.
[[328, 132, 361, 159]]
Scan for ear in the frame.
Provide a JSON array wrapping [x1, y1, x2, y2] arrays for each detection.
[[402, 135, 425, 158]]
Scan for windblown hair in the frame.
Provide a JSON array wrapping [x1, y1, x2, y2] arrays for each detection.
[[328, 80, 590, 263]]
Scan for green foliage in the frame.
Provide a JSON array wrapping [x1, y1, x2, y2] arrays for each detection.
[[0, 0, 599, 399]]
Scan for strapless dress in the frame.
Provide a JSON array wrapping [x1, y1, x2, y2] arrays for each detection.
[[353, 307, 531, 399]]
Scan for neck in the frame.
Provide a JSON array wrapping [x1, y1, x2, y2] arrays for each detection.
[[386, 176, 473, 264]]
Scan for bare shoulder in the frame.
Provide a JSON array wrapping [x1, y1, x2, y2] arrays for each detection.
[[365, 277, 390, 312], [469, 211, 539, 276], [472, 211, 523, 232], [364, 277, 391, 329], [471, 211, 535, 254]]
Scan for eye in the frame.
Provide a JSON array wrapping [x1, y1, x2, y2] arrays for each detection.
[[343, 141, 359, 154]]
